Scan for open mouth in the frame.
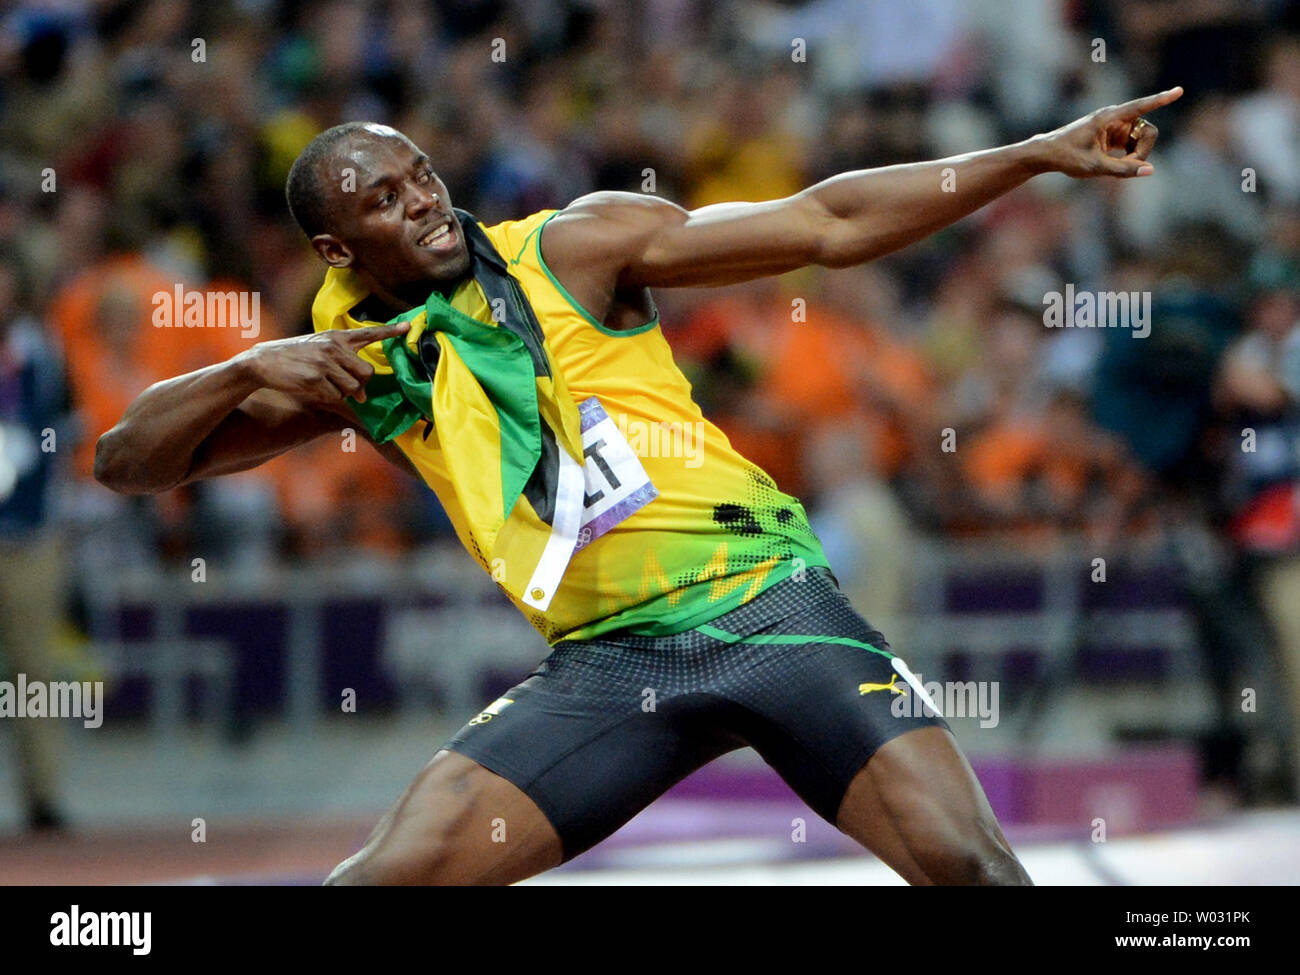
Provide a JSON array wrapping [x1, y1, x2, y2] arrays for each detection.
[[416, 220, 458, 254]]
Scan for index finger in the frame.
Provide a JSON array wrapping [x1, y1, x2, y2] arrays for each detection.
[[341, 320, 412, 346], [1111, 86, 1184, 119]]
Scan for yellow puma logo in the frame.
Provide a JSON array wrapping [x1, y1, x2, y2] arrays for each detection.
[[858, 674, 907, 697]]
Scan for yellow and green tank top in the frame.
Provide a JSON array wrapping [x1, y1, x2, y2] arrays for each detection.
[[312, 208, 830, 644]]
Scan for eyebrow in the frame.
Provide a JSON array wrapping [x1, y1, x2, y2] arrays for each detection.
[[365, 154, 432, 192]]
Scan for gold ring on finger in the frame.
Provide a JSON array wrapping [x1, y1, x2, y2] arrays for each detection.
[[1126, 117, 1150, 154]]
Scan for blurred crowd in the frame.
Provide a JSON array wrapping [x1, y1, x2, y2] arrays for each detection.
[[3, 0, 1300, 819], [0, 0, 1296, 554]]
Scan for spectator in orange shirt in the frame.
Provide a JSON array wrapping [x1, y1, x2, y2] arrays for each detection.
[[758, 264, 934, 485], [961, 389, 1140, 542]]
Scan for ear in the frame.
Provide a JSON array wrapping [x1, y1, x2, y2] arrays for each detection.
[[313, 234, 353, 268]]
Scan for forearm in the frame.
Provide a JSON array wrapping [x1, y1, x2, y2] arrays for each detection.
[[805, 137, 1051, 268], [95, 355, 261, 493], [95, 320, 411, 494]]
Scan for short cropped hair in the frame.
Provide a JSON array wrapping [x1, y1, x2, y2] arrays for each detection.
[[285, 121, 388, 239]]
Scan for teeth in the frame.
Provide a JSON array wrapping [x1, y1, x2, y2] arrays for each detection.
[[420, 225, 451, 246]]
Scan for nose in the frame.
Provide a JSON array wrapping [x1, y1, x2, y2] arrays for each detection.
[[406, 181, 438, 219]]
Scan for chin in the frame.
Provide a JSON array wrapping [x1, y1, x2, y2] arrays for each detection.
[[435, 247, 473, 281], [413, 245, 462, 276]]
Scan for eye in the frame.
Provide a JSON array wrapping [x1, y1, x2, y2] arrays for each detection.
[[416, 168, 433, 184], [377, 192, 396, 209]]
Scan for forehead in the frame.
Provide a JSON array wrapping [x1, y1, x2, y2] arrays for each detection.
[[333, 128, 423, 182]]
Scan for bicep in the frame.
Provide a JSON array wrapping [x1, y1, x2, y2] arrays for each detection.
[[543, 191, 834, 294], [626, 195, 832, 287]]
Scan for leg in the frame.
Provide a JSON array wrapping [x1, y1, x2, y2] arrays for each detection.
[[0, 535, 66, 828], [325, 750, 562, 885], [329, 641, 745, 884], [714, 567, 1029, 884], [836, 726, 1031, 885], [1253, 555, 1300, 796]]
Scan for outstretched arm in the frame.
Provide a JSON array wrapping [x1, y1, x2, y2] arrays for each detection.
[[95, 321, 410, 494], [542, 88, 1183, 305]]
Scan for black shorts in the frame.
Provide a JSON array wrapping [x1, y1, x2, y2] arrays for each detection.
[[442, 566, 949, 860]]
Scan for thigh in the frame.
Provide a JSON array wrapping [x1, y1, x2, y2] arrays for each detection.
[[710, 571, 1026, 883], [439, 645, 745, 862], [326, 748, 562, 885], [739, 638, 950, 828], [836, 726, 1030, 885], [711, 571, 949, 825]]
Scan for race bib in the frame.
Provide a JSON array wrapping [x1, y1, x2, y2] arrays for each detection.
[[575, 396, 657, 551]]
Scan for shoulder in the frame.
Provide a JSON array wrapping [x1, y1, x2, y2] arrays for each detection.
[[547, 191, 685, 233], [481, 197, 688, 277], [478, 208, 557, 263], [540, 192, 687, 267]]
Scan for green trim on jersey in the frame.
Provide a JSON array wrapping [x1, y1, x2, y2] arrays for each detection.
[[694, 622, 893, 659], [533, 211, 662, 337], [556, 542, 833, 643]]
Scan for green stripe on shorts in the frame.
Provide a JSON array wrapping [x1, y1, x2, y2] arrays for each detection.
[[693, 623, 894, 659]]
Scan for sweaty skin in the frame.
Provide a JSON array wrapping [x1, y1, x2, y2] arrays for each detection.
[[95, 89, 1182, 884]]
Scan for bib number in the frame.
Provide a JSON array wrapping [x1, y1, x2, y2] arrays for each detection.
[[575, 397, 657, 551]]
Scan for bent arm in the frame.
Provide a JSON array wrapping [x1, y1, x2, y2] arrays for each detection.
[[95, 320, 412, 494], [94, 360, 344, 494]]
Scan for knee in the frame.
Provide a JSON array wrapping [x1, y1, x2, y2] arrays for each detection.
[[942, 837, 1031, 886], [323, 857, 366, 886], [325, 841, 458, 886], [925, 820, 1032, 886], [964, 847, 1032, 886], [326, 760, 481, 885]]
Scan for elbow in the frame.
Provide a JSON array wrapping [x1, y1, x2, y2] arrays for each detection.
[[808, 208, 897, 269], [811, 218, 865, 270], [814, 234, 895, 271], [800, 194, 859, 269], [94, 425, 166, 495], [93, 427, 129, 492], [815, 247, 856, 270], [814, 242, 860, 270]]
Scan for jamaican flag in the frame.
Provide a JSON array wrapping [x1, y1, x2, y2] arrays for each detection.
[[310, 210, 588, 612]]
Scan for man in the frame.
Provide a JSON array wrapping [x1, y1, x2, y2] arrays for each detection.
[[95, 86, 1182, 884], [0, 248, 71, 832]]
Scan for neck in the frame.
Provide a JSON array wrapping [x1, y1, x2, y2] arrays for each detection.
[[368, 274, 465, 316]]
